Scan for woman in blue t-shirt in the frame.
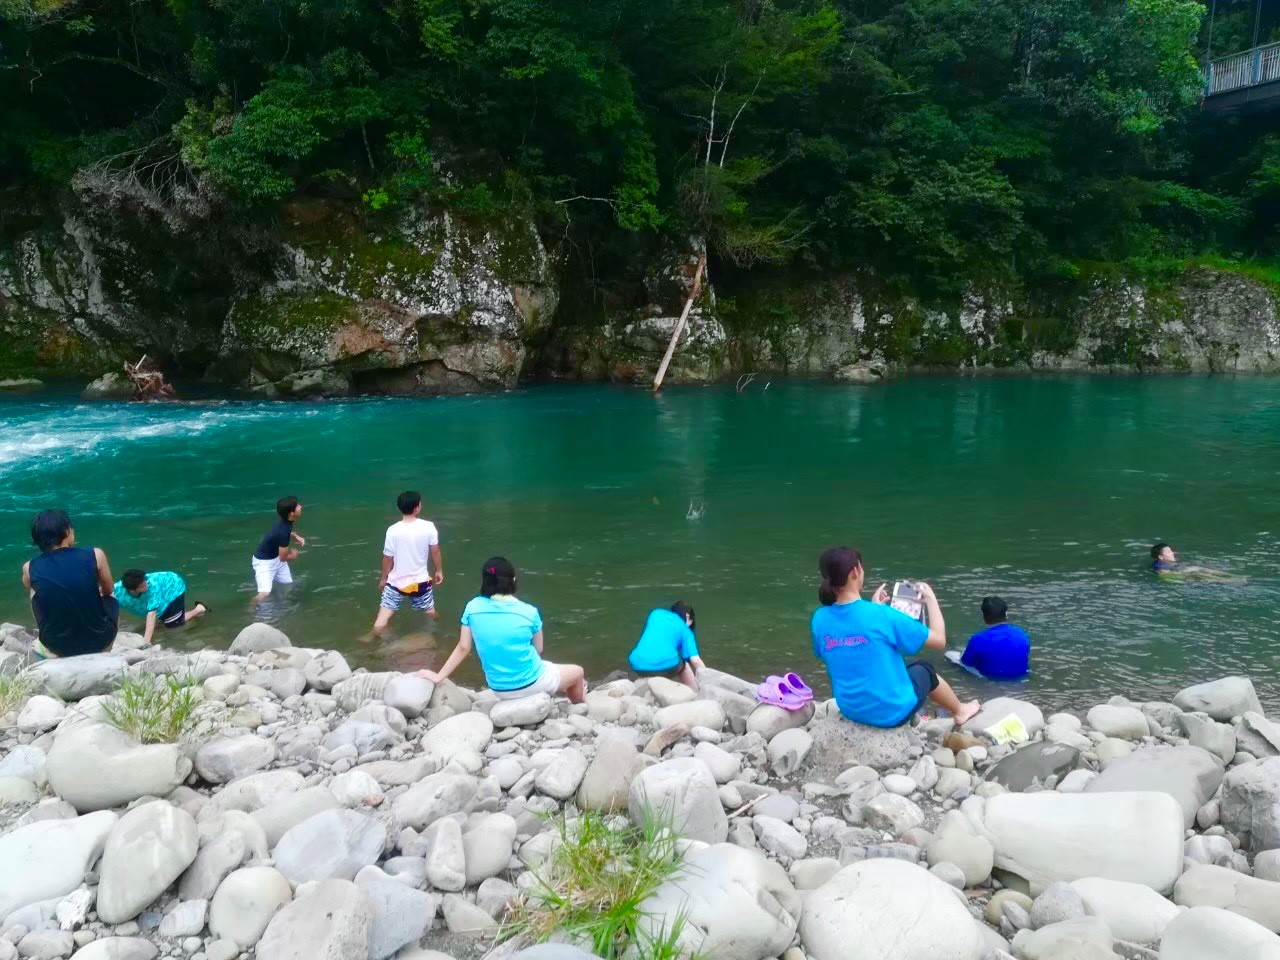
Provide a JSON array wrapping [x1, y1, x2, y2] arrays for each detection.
[[417, 556, 586, 703], [810, 546, 980, 728], [628, 601, 705, 690]]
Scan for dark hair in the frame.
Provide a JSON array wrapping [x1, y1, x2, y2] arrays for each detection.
[[818, 546, 863, 606], [1150, 542, 1169, 560], [31, 510, 72, 552], [397, 490, 423, 515], [122, 569, 147, 592], [480, 556, 518, 597], [981, 596, 1008, 625], [670, 600, 696, 631], [276, 496, 300, 521]]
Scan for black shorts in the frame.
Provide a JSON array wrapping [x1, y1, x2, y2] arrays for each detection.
[[903, 660, 940, 718], [635, 659, 691, 679], [160, 594, 187, 628]]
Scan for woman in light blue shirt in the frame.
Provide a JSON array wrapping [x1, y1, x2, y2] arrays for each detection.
[[628, 601, 704, 690], [418, 556, 586, 703]]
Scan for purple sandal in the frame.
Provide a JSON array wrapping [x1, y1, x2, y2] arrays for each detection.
[[756, 676, 808, 711], [781, 672, 814, 701]]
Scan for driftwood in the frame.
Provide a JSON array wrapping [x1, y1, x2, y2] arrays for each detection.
[[124, 355, 177, 401], [651, 254, 707, 394]]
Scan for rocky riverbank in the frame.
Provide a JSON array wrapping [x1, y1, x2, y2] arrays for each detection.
[[2, 621, 1280, 960]]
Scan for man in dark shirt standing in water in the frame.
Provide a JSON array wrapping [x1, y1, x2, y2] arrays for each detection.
[[252, 497, 305, 602]]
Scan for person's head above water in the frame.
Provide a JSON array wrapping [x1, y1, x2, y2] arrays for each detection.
[[396, 490, 422, 517], [1151, 543, 1176, 565], [122, 569, 148, 596], [31, 510, 74, 552], [817, 546, 864, 605], [480, 556, 518, 597], [670, 600, 696, 630], [276, 496, 302, 522], [981, 596, 1008, 625]]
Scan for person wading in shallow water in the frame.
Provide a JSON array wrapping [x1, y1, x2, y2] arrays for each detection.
[[810, 546, 980, 728], [371, 490, 443, 635], [251, 496, 305, 603], [21, 509, 119, 659]]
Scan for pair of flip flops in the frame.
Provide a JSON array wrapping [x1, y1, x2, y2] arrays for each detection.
[[756, 673, 813, 711]]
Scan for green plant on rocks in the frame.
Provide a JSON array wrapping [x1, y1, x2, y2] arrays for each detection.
[[508, 810, 700, 960], [0, 674, 35, 719], [101, 673, 203, 744]]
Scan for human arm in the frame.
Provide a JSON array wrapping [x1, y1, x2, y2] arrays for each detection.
[[21, 562, 31, 596], [418, 626, 473, 684], [291, 531, 306, 547], [378, 554, 392, 591], [689, 655, 706, 671], [872, 582, 890, 604], [142, 610, 158, 645], [94, 548, 113, 597], [278, 545, 299, 562], [431, 544, 443, 586], [918, 582, 947, 650], [532, 630, 544, 655]]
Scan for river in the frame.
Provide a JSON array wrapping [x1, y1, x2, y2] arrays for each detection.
[[2, 377, 1279, 709]]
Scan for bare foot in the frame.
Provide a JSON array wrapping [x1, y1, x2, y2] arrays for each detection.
[[953, 700, 981, 725]]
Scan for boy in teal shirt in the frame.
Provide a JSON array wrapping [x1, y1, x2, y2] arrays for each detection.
[[113, 569, 207, 644]]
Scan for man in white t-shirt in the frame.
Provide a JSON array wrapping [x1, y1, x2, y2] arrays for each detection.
[[371, 490, 444, 634]]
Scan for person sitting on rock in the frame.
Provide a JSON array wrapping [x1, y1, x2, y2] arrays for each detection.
[[416, 556, 586, 704], [113, 569, 208, 644], [810, 546, 979, 727], [21, 509, 119, 659], [628, 601, 705, 690], [956, 596, 1030, 680]]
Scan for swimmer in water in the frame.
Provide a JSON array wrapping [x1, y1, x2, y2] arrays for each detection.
[[1150, 543, 1237, 581]]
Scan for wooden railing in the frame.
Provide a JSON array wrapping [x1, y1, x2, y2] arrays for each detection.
[[1205, 42, 1280, 96]]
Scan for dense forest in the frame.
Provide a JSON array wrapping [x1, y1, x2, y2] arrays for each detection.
[[2, 0, 1280, 304]]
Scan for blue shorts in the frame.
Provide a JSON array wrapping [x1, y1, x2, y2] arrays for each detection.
[[380, 582, 435, 613]]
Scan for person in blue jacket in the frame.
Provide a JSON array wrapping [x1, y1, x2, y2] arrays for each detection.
[[959, 596, 1030, 680], [629, 601, 704, 690]]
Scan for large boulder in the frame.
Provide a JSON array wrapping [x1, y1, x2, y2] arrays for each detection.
[[1085, 745, 1224, 828], [195, 735, 277, 784], [360, 878, 438, 960], [1221, 757, 1280, 854], [984, 742, 1080, 792], [332, 672, 396, 712], [273, 809, 386, 884], [391, 773, 478, 831], [229, 623, 291, 654], [1239, 713, 1280, 759], [1175, 864, 1280, 932], [1071, 877, 1181, 943], [577, 732, 645, 813], [489, 694, 552, 728], [806, 714, 917, 775], [97, 801, 199, 923], [208, 867, 293, 947], [252, 786, 342, 847], [1086, 704, 1150, 739], [653, 701, 727, 732], [800, 859, 984, 960], [0, 811, 117, 919], [256, 879, 371, 960], [1173, 677, 1262, 722], [68, 938, 160, 960], [302, 651, 352, 693], [962, 698, 1045, 737], [46, 723, 191, 813], [628, 758, 727, 844], [421, 712, 493, 765], [1158, 906, 1280, 960], [746, 703, 814, 741], [962, 791, 1184, 893], [25, 654, 126, 700], [633, 844, 800, 960]]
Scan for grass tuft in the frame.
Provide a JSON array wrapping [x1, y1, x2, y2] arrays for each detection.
[[0, 674, 36, 718], [507, 811, 700, 960], [102, 673, 203, 744]]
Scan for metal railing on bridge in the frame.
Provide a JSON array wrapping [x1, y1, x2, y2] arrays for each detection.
[[1205, 42, 1280, 96]]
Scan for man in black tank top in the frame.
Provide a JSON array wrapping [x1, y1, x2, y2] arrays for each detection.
[[21, 510, 119, 658]]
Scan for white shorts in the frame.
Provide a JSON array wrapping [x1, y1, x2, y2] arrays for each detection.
[[492, 661, 561, 700], [252, 556, 293, 594]]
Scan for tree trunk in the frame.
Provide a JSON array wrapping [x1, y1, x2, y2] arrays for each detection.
[[652, 255, 707, 393]]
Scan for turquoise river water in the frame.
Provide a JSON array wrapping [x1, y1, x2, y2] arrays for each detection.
[[2, 377, 1279, 709]]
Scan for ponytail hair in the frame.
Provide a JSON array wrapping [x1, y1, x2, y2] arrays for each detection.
[[480, 556, 518, 597], [818, 546, 863, 605], [670, 600, 696, 631]]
